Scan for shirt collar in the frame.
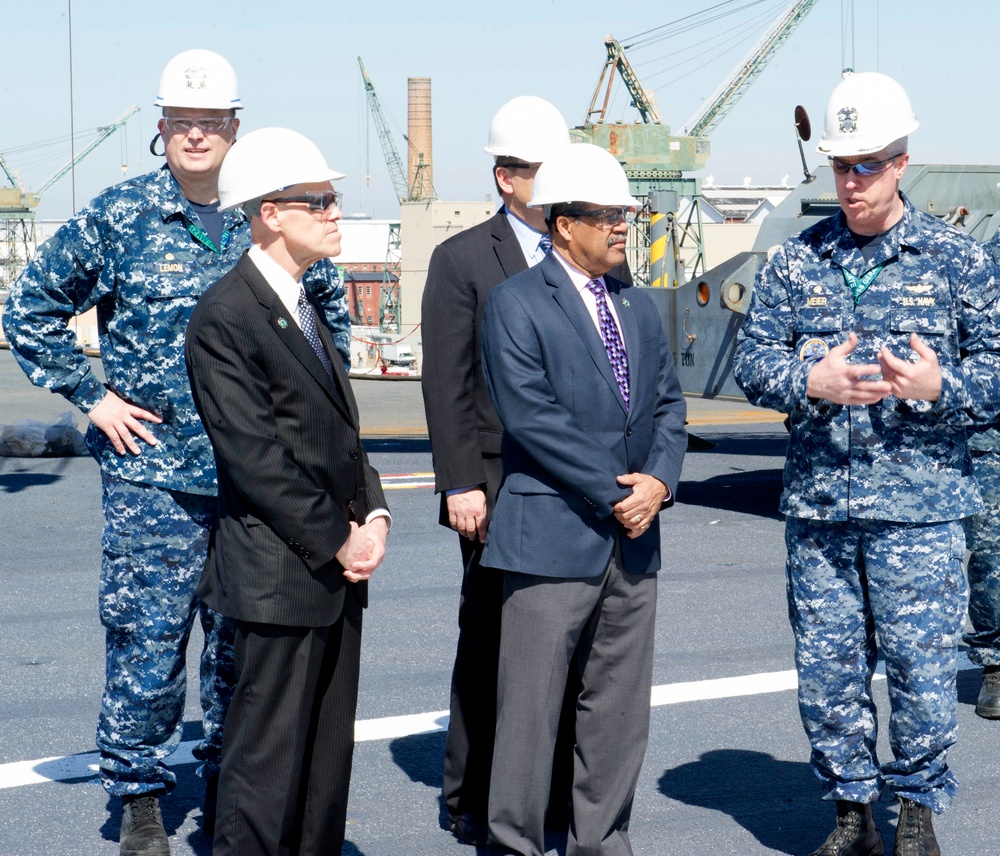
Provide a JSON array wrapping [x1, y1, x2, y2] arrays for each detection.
[[550, 248, 605, 295], [248, 244, 302, 319], [504, 206, 549, 263]]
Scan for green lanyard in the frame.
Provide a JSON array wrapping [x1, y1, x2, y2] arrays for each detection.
[[185, 218, 230, 254], [842, 262, 884, 304]]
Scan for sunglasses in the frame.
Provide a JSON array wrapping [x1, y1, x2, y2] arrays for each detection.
[[263, 191, 343, 212], [828, 156, 898, 177]]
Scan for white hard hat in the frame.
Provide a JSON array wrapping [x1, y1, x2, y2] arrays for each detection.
[[155, 49, 242, 110], [528, 143, 635, 210], [484, 96, 570, 163], [218, 128, 345, 212], [816, 71, 918, 157]]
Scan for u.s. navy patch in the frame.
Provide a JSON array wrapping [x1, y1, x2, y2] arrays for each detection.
[[798, 337, 829, 362]]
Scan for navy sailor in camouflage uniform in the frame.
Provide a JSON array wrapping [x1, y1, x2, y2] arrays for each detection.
[[963, 231, 1000, 721], [1, 50, 349, 856], [734, 72, 1000, 856]]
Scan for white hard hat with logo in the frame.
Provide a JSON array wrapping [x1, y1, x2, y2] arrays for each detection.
[[155, 49, 242, 111], [816, 71, 918, 157], [218, 128, 345, 212], [528, 143, 635, 211], [484, 96, 570, 163]]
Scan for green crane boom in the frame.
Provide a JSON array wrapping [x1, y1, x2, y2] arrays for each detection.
[[682, 0, 820, 138], [584, 35, 663, 126], [358, 57, 409, 204], [35, 105, 140, 198], [0, 151, 24, 190], [0, 104, 140, 210]]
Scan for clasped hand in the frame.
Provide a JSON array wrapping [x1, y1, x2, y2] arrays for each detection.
[[337, 518, 388, 582], [613, 472, 667, 540]]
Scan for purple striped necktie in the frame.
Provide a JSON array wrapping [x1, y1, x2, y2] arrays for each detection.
[[586, 279, 629, 409]]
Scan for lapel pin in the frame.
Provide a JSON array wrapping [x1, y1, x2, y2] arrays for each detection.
[[277, 318, 288, 329], [621, 298, 630, 308]]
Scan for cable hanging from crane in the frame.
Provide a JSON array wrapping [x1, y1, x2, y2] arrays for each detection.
[[596, 1, 799, 125], [623, 0, 777, 50]]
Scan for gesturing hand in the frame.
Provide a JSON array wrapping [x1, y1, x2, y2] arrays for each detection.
[[877, 333, 942, 402], [805, 332, 891, 405]]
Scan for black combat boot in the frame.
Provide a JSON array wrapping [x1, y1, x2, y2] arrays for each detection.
[[119, 794, 170, 856], [810, 800, 884, 856], [893, 799, 940, 856], [975, 665, 1000, 719]]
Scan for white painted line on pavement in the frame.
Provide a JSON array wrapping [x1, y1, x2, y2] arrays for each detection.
[[650, 668, 885, 706], [0, 669, 885, 791]]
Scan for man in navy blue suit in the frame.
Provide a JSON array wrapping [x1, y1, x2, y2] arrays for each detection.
[[481, 143, 687, 856]]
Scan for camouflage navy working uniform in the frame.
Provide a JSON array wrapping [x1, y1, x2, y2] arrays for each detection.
[[1, 164, 350, 797], [963, 232, 1000, 670], [733, 194, 1000, 812]]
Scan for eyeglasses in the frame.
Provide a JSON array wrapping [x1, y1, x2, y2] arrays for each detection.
[[263, 191, 343, 212], [563, 206, 637, 228], [498, 161, 542, 172], [828, 156, 898, 177], [161, 116, 235, 135]]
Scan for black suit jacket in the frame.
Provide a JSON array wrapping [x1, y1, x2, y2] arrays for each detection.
[[186, 252, 387, 627], [421, 208, 632, 518]]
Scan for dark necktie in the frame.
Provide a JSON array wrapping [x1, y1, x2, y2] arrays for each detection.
[[586, 279, 629, 410], [296, 289, 334, 379], [537, 233, 552, 256]]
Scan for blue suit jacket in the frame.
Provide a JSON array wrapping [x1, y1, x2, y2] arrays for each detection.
[[481, 251, 687, 578]]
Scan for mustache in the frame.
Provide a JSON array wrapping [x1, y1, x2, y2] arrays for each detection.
[[607, 235, 626, 248]]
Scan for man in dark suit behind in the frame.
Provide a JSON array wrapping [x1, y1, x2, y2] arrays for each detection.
[[185, 127, 389, 856], [481, 143, 687, 856], [420, 97, 631, 846]]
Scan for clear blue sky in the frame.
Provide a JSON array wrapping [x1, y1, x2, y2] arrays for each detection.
[[3, 1, 998, 221]]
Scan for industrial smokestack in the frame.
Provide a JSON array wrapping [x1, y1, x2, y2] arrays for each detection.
[[407, 77, 433, 200]]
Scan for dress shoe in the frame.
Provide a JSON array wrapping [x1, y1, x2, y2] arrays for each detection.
[[810, 800, 884, 856], [201, 775, 219, 836], [893, 799, 940, 856], [449, 812, 489, 847], [975, 665, 1000, 719], [120, 794, 171, 856]]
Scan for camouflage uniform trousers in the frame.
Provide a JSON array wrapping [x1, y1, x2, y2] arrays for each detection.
[[964, 450, 1000, 667], [785, 516, 968, 812], [97, 473, 235, 796]]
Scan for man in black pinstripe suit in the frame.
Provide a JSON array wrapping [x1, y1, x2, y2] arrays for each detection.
[[185, 127, 389, 856]]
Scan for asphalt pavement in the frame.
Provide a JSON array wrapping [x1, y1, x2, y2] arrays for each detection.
[[1, 346, 997, 856]]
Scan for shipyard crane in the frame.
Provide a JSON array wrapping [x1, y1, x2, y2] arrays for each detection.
[[358, 57, 409, 204], [0, 105, 140, 287], [573, 0, 819, 287], [683, 0, 821, 137], [585, 36, 663, 126]]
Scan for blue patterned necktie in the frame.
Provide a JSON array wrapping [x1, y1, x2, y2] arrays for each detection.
[[537, 233, 552, 257], [586, 279, 629, 409], [296, 289, 334, 379]]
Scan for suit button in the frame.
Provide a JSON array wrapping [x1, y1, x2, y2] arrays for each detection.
[[626, 428, 632, 437], [349, 451, 359, 461]]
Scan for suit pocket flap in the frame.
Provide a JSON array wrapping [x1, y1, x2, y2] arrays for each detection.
[[505, 472, 561, 496]]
